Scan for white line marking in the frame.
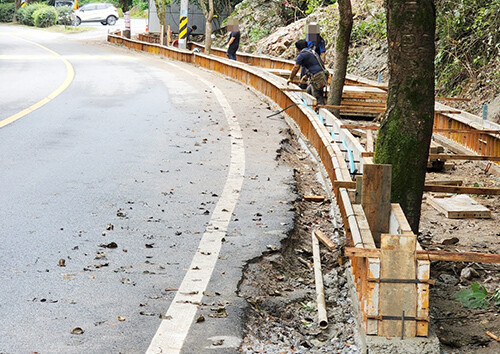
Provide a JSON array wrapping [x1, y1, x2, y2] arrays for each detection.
[[146, 63, 245, 354]]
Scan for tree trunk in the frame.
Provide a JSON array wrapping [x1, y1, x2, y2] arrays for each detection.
[[374, 0, 436, 233], [201, 0, 214, 54], [153, 0, 167, 38], [327, 0, 353, 117], [13, 0, 21, 23]]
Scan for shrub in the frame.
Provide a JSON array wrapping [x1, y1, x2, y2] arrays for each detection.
[[56, 5, 73, 25], [17, 3, 46, 26], [0, 3, 15, 22], [33, 6, 57, 27]]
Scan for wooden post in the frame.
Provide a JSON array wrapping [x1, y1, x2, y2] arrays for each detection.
[[160, 25, 164, 46], [361, 164, 392, 247], [167, 25, 171, 46], [378, 233, 417, 338], [355, 175, 363, 204]]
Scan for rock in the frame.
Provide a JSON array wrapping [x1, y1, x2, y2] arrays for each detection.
[[323, 268, 338, 287], [438, 273, 459, 286]]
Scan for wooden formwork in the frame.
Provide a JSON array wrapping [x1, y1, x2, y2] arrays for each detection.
[[106, 33, 500, 340], [433, 104, 500, 161]]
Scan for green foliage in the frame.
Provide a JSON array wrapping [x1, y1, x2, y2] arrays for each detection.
[[351, 11, 386, 44], [56, 5, 73, 25], [17, 3, 46, 26], [33, 5, 57, 27], [435, 0, 500, 94], [132, 0, 147, 11], [454, 282, 500, 309], [305, 0, 322, 15], [248, 25, 269, 42], [0, 3, 15, 22]]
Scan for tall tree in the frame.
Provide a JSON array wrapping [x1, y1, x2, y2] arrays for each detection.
[[327, 0, 353, 117], [374, 0, 436, 233], [13, 0, 22, 23], [152, 0, 172, 37], [200, 0, 215, 54]]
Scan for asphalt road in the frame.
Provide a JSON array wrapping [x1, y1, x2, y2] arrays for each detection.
[[0, 25, 295, 353]]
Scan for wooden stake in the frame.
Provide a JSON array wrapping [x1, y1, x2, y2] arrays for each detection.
[[486, 331, 500, 342], [304, 195, 325, 202], [314, 230, 336, 251]]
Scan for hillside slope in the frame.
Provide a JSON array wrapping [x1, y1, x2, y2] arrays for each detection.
[[222, 0, 498, 123]]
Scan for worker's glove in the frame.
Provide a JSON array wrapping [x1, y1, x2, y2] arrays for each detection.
[[287, 78, 292, 85]]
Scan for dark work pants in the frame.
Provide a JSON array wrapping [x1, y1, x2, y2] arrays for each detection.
[[226, 49, 237, 60], [307, 84, 325, 105]]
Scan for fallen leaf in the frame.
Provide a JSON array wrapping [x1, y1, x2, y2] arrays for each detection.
[[99, 242, 118, 249], [118, 316, 126, 322], [159, 314, 172, 320], [139, 311, 156, 316], [196, 314, 205, 323], [70, 327, 84, 335], [58, 259, 66, 267], [212, 339, 224, 346]]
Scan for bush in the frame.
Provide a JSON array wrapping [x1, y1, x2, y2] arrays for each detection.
[[17, 3, 46, 26], [33, 5, 57, 27], [56, 5, 73, 25], [0, 3, 15, 22]]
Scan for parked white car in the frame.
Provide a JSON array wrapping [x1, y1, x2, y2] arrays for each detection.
[[74, 3, 119, 26]]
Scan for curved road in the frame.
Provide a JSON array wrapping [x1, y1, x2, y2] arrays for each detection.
[[0, 25, 295, 353]]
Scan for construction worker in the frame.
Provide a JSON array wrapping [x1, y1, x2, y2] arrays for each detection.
[[187, 25, 197, 42], [287, 39, 328, 105]]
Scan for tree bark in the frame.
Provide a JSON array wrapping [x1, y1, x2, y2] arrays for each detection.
[[374, 0, 436, 233], [153, 0, 169, 38], [201, 0, 214, 54], [327, 0, 353, 117], [13, 0, 21, 23]]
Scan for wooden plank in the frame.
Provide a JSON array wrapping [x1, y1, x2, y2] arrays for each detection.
[[353, 204, 376, 248], [429, 140, 444, 154], [428, 154, 500, 161], [342, 125, 379, 130], [425, 180, 463, 186], [361, 164, 392, 247], [314, 230, 336, 250], [333, 180, 356, 189], [423, 184, 500, 195], [366, 129, 374, 153], [433, 128, 500, 134], [378, 234, 417, 338], [340, 100, 387, 108], [303, 195, 325, 202], [427, 195, 491, 219], [345, 247, 500, 263], [319, 105, 386, 112]]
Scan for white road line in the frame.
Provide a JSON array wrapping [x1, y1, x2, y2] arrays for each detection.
[[146, 62, 245, 354]]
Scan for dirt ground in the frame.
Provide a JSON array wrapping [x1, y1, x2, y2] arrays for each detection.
[[238, 126, 500, 353], [422, 158, 500, 353]]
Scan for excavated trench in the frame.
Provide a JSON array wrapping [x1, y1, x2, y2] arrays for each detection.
[[237, 131, 360, 353]]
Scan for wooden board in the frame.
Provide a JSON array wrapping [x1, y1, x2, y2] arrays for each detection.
[[427, 195, 491, 219], [361, 164, 392, 246], [378, 234, 417, 338]]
